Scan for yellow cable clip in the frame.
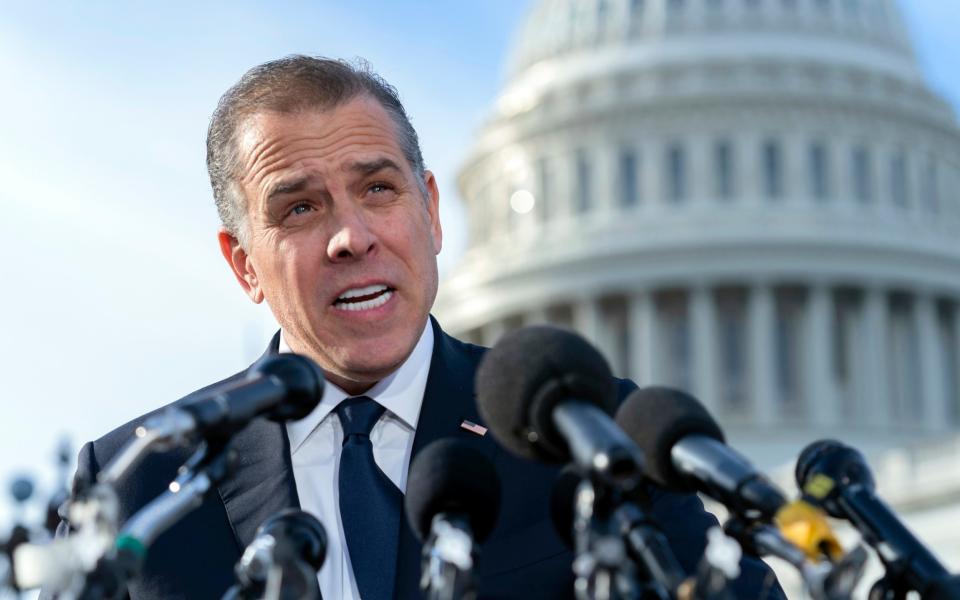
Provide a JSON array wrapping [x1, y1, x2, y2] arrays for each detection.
[[774, 499, 843, 561]]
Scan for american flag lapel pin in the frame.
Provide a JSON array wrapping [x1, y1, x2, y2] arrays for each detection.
[[460, 419, 487, 437]]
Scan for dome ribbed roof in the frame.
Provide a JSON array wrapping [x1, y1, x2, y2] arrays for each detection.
[[507, 0, 917, 81]]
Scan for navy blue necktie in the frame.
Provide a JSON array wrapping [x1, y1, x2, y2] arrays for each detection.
[[336, 396, 401, 600]]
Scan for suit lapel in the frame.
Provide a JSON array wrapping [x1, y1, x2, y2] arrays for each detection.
[[215, 332, 301, 549], [394, 317, 498, 598]]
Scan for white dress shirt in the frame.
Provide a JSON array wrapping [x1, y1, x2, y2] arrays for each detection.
[[282, 322, 434, 600]]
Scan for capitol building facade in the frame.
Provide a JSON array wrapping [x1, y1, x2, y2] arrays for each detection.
[[435, 0, 960, 586]]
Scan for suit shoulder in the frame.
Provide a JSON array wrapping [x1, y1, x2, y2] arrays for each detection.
[[447, 335, 488, 359], [614, 376, 639, 402]]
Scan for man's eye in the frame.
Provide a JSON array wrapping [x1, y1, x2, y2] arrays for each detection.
[[369, 183, 392, 194], [289, 202, 312, 216]]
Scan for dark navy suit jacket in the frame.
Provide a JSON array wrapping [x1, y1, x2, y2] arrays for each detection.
[[51, 318, 784, 599]]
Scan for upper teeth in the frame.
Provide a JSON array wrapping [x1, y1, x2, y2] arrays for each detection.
[[338, 284, 388, 300]]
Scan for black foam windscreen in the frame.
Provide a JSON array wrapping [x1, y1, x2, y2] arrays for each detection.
[[256, 508, 328, 570], [794, 439, 846, 491], [256, 353, 326, 422], [795, 439, 875, 520], [476, 325, 617, 463], [404, 438, 501, 544], [549, 466, 582, 549], [614, 386, 724, 492]]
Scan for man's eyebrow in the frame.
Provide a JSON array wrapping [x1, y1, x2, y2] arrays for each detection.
[[345, 158, 403, 176], [266, 177, 310, 201]]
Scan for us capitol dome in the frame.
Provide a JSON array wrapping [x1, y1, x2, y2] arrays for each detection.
[[435, 0, 960, 575]]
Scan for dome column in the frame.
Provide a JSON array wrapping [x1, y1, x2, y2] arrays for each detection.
[[748, 283, 776, 426], [691, 285, 719, 414], [574, 296, 616, 364], [916, 293, 948, 431], [806, 283, 837, 426], [629, 290, 657, 386], [862, 286, 892, 429]]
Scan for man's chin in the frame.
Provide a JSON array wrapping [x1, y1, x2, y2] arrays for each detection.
[[326, 351, 408, 390]]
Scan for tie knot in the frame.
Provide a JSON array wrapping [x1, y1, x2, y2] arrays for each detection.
[[335, 396, 385, 439]]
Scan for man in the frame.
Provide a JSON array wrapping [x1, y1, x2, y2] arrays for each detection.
[[52, 56, 784, 599]]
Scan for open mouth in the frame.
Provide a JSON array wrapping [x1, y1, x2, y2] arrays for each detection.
[[333, 284, 395, 312]]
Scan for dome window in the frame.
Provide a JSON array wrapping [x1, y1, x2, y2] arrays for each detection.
[[809, 141, 831, 201], [890, 150, 909, 207], [851, 145, 873, 203], [619, 148, 640, 207], [666, 143, 687, 203], [575, 148, 592, 213], [714, 140, 735, 200], [761, 139, 783, 200], [922, 157, 939, 215]]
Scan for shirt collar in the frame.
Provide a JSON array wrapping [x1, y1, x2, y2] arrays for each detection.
[[284, 320, 434, 454]]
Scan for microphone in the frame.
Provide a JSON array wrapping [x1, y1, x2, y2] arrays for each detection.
[[179, 353, 325, 438], [227, 509, 327, 600], [614, 387, 843, 564], [98, 353, 325, 485], [404, 438, 501, 600], [796, 440, 952, 597], [476, 325, 644, 486], [614, 386, 785, 521]]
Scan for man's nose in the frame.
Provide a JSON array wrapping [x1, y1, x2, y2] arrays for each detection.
[[326, 204, 377, 262]]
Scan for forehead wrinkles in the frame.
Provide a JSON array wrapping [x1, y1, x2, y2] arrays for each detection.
[[238, 115, 404, 191]]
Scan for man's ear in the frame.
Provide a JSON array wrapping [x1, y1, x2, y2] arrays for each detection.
[[218, 228, 264, 304], [423, 170, 442, 255]]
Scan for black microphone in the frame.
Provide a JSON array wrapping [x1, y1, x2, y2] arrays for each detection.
[[179, 353, 325, 438], [404, 438, 501, 600], [796, 440, 953, 597], [476, 325, 644, 486], [227, 509, 327, 600], [614, 386, 786, 521], [615, 387, 847, 565], [96, 353, 325, 490]]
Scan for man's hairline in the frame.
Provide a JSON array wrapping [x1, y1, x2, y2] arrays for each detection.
[[224, 95, 430, 249]]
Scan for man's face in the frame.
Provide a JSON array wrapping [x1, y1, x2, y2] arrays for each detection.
[[219, 96, 442, 393]]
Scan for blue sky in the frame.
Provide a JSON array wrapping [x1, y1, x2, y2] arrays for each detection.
[[1, 1, 958, 527]]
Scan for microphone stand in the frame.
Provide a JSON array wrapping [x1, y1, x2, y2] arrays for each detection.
[[868, 573, 960, 600], [222, 555, 321, 600], [418, 514, 477, 600], [571, 473, 751, 600], [572, 475, 709, 600], [78, 439, 236, 600], [570, 478, 643, 600], [97, 408, 199, 486], [724, 518, 867, 600]]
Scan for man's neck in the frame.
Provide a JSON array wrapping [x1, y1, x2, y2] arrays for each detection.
[[277, 320, 434, 400]]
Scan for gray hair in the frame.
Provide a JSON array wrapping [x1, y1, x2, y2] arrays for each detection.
[[206, 55, 427, 246]]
